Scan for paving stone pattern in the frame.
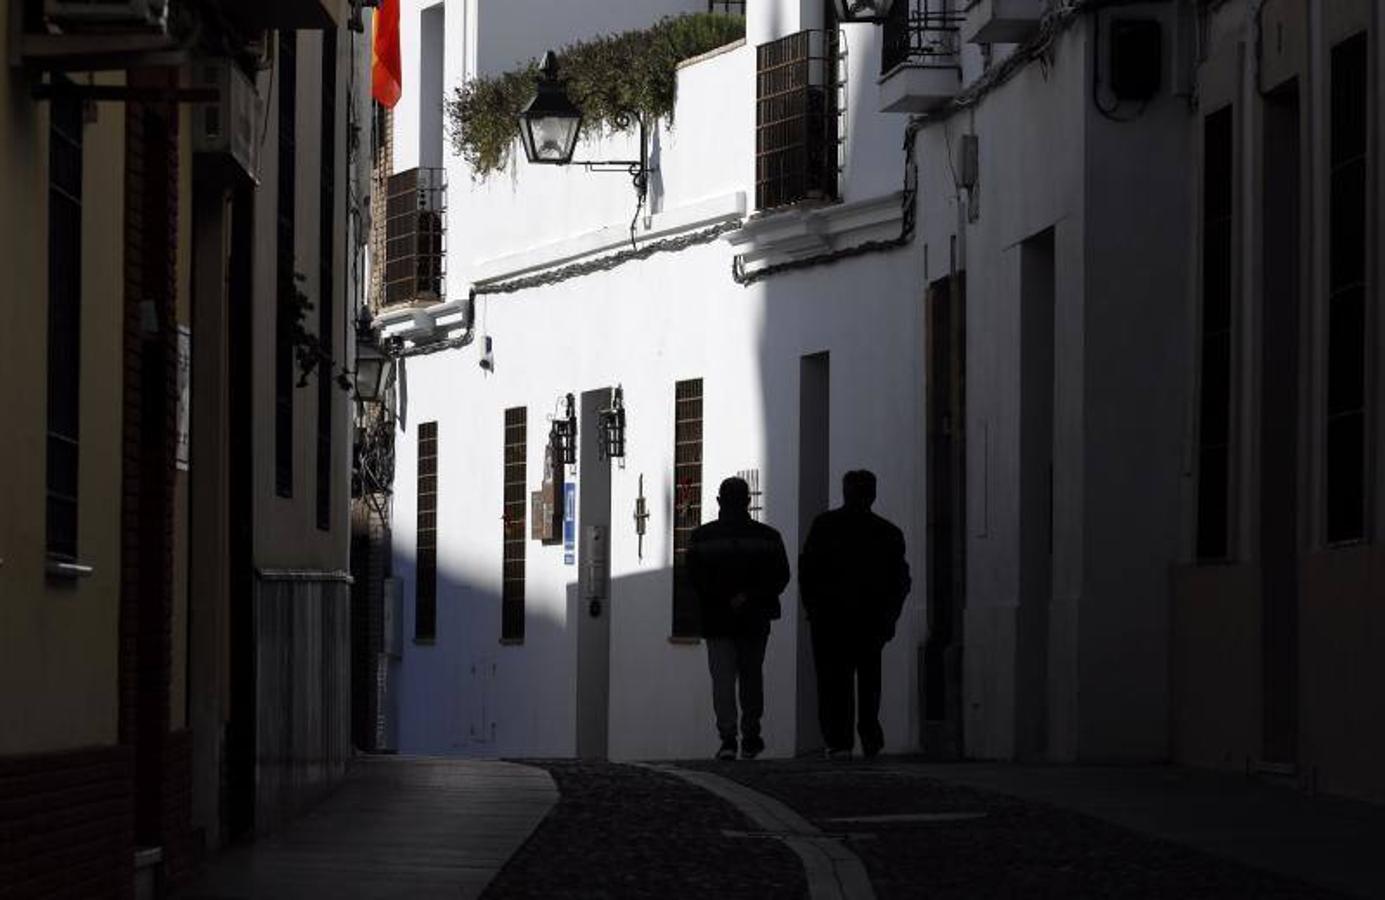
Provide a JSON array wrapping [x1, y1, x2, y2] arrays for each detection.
[[686, 758, 1347, 900], [481, 761, 807, 899]]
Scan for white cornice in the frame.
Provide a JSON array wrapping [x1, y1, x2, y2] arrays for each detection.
[[722, 192, 906, 275], [466, 192, 747, 288]]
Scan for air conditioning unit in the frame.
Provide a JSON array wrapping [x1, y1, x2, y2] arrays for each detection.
[[44, 0, 169, 30], [192, 61, 263, 183]]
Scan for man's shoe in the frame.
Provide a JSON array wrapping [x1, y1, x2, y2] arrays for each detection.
[[741, 737, 765, 760], [825, 748, 853, 761], [716, 737, 738, 761]]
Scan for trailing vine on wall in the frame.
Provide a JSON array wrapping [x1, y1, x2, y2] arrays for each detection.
[[446, 12, 745, 178]]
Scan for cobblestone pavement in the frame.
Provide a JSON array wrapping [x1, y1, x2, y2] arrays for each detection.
[[481, 760, 806, 899], [486, 758, 1347, 899]]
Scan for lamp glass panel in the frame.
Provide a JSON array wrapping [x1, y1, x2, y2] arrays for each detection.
[[527, 114, 580, 163], [835, 0, 894, 22], [355, 356, 384, 401]]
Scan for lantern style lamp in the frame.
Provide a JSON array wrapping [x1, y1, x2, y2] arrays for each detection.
[[833, 0, 897, 23], [519, 51, 583, 165], [599, 386, 626, 460], [354, 308, 393, 403]]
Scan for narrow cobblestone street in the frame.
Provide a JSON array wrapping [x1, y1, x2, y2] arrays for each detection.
[[180, 755, 1385, 899]]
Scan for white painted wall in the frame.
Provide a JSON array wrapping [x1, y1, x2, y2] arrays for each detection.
[[389, 0, 930, 759]]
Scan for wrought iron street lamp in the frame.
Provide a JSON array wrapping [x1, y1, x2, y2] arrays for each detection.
[[833, 0, 897, 23], [354, 307, 393, 403], [550, 392, 578, 466], [518, 50, 653, 202]]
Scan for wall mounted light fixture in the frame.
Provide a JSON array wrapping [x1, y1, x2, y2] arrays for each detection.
[[518, 50, 654, 203]]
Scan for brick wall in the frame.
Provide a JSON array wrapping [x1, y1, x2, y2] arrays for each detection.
[[0, 745, 135, 899]]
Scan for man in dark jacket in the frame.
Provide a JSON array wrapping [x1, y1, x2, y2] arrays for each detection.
[[799, 470, 911, 759], [687, 476, 791, 760]]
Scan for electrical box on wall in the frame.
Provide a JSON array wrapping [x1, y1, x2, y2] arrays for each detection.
[[1110, 18, 1162, 102]]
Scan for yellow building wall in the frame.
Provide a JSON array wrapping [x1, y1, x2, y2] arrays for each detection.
[[0, 60, 128, 755]]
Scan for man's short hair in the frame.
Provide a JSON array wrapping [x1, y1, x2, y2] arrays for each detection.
[[842, 469, 877, 506], [718, 476, 751, 509]]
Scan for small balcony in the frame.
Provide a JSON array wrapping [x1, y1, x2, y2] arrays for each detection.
[[878, 0, 963, 114], [383, 168, 447, 309], [961, 0, 1043, 45]]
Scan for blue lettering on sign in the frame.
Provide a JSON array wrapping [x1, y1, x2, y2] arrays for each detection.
[[563, 482, 576, 565]]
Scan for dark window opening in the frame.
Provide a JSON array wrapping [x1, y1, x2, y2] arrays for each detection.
[[317, 28, 338, 531], [1196, 105, 1235, 561], [415, 421, 438, 641], [384, 168, 446, 307], [707, 0, 745, 13], [1326, 32, 1370, 544], [672, 379, 704, 637], [502, 408, 527, 642], [46, 89, 83, 561], [275, 32, 298, 498]]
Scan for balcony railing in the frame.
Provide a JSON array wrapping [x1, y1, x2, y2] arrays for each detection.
[[881, 0, 964, 75], [383, 167, 446, 307], [755, 29, 843, 212]]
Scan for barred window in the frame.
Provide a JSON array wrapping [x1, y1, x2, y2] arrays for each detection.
[[672, 379, 704, 638], [502, 408, 527, 642], [755, 29, 840, 211], [46, 87, 83, 561], [707, 0, 745, 13], [1326, 32, 1370, 544], [316, 28, 338, 531], [1196, 105, 1234, 561], [415, 422, 438, 641], [275, 32, 298, 498]]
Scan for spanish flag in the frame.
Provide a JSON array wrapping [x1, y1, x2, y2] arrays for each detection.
[[372, 0, 402, 108]]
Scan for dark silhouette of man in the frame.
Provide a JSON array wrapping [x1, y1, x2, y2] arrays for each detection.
[[687, 477, 791, 760], [799, 470, 911, 759]]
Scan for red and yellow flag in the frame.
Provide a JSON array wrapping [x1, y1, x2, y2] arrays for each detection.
[[372, 0, 402, 108]]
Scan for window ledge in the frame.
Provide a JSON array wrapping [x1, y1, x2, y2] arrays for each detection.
[[499, 638, 524, 646], [46, 557, 94, 580], [723, 191, 905, 277], [667, 635, 703, 646], [413, 637, 437, 646]]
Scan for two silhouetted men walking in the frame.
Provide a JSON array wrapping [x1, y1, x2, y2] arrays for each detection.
[[687, 477, 791, 760], [687, 470, 907, 761], [800, 470, 911, 758]]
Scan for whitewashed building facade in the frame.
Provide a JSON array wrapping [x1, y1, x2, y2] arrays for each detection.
[[378, 0, 1385, 797]]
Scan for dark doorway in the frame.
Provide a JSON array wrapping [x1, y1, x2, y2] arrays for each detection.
[[1017, 228, 1056, 761], [796, 352, 830, 755], [1260, 80, 1301, 767], [576, 388, 613, 759], [924, 273, 965, 757]]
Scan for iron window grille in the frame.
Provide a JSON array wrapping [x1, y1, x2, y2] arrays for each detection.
[[672, 379, 704, 638], [316, 28, 338, 532], [46, 87, 83, 562], [755, 29, 844, 212], [1195, 105, 1235, 562], [707, 0, 745, 13], [737, 468, 764, 521], [275, 32, 298, 499], [880, 0, 963, 76], [1325, 33, 1370, 544], [415, 422, 438, 641], [502, 408, 527, 642], [384, 167, 446, 307]]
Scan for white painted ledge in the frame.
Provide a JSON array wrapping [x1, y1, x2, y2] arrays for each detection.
[[723, 191, 905, 275], [466, 191, 747, 288]]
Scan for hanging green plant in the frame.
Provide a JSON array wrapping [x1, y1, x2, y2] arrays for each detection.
[[447, 12, 745, 178]]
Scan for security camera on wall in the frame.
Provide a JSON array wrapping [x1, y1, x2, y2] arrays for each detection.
[[479, 335, 494, 373]]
